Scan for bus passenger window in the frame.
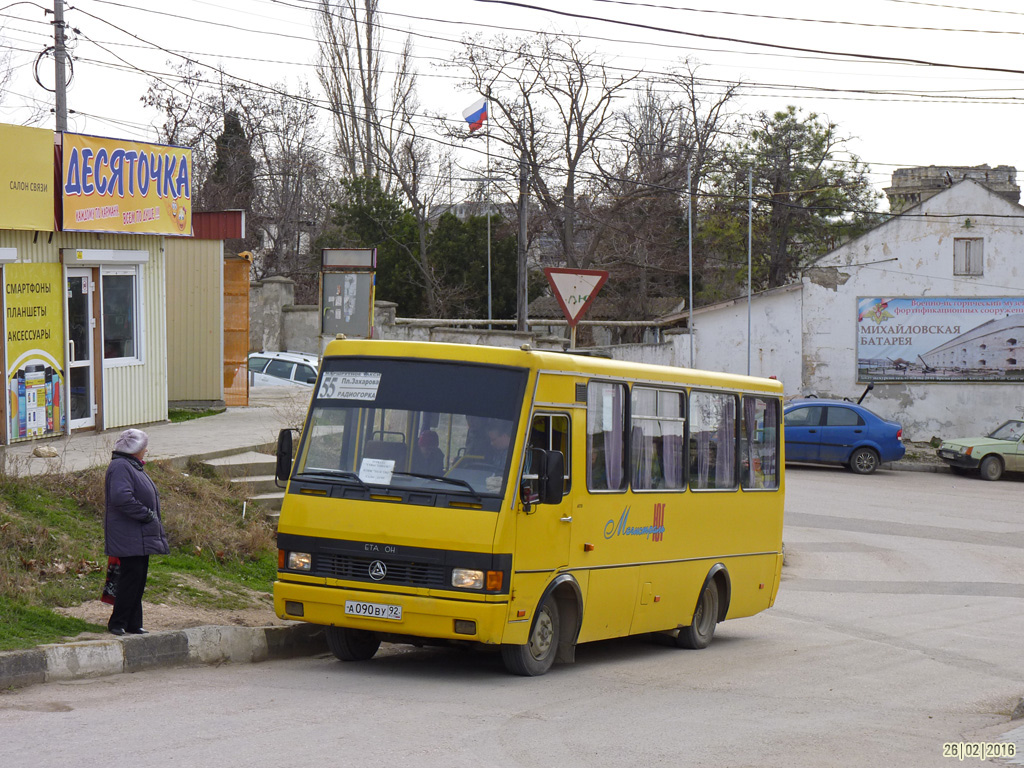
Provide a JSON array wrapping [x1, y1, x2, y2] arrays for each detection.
[[689, 391, 738, 490], [741, 396, 779, 490], [587, 382, 627, 491], [631, 387, 685, 490]]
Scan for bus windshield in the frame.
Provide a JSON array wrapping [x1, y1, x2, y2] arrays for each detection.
[[295, 358, 528, 498]]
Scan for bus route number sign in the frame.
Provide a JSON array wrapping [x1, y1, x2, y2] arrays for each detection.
[[317, 371, 382, 400]]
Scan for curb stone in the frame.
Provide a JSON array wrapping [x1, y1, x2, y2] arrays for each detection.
[[0, 623, 327, 691]]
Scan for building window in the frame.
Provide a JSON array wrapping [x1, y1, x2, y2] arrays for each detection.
[[954, 238, 983, 276], [102, 267, 140, 362]]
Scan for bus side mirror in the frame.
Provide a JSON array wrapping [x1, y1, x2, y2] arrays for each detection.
[[539, 450, 565, 505], [521, 448, 565, 508], [276, 429, 293, 486]]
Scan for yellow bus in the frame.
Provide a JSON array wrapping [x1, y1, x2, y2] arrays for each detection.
[[273, 339, 784, 675]]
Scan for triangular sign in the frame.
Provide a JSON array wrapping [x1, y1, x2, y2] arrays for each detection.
[[544, 268, 609, 328]]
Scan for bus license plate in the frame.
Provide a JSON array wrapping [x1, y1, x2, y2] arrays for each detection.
[[345, 600, 402, 621]]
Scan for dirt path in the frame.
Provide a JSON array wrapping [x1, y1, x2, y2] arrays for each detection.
[[55, 593, 289, 639]]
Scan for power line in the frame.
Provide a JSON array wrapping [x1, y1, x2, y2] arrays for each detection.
[[472, 0, 1024, 77], [584, 0, 1024, 37]]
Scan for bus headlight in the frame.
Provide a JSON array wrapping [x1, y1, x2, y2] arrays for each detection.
[[287, 551, 312, 571], [452, 568, 484, 589]]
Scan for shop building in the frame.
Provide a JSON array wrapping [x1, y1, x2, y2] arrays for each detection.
[[0, 123, 194, 443]]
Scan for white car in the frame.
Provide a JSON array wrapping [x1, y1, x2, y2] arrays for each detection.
[[248, 351, 319, 388]]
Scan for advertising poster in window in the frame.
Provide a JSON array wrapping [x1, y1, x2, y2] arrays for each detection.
[[61, 133, 192, 236], [857, 297, 1024, 382], [4, 264, 66, 441]]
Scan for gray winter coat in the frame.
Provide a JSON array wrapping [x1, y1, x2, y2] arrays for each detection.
[[104, 451, 170, 557]]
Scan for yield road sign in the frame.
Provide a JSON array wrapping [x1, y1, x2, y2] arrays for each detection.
[[544, 268, 609, 328]]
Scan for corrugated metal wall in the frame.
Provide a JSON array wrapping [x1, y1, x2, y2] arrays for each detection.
[[0, 229, 168, 431], [165, 238, 223, 404]]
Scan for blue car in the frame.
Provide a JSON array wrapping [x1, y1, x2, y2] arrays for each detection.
[[784, 399, 905, 474]]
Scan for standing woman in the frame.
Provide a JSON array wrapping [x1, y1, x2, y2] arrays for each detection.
[[104, 428, 169, 636]]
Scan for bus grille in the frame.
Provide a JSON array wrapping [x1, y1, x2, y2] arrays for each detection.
[[315, 553, 447, 588]]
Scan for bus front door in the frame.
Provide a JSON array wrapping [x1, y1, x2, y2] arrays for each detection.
[[512, 413, 573, 608]]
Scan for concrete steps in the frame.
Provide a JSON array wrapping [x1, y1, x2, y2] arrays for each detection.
[[200, 450, 283, 525]]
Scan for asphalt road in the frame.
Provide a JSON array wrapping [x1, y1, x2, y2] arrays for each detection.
[[2, 466, 1023, 768]]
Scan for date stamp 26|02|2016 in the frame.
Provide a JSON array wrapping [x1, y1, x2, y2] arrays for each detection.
[[943, 742, 1016, 762]]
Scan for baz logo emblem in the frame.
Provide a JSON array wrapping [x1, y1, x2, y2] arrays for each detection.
[[368, 560, 387, 581]]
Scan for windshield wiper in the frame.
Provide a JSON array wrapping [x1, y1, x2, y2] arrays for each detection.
[[297, 469, 371, 490], [392, 472, 482, 498]]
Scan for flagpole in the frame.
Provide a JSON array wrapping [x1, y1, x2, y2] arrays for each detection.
[[688, 163, 694, 368], [486, 100, 492, 328]]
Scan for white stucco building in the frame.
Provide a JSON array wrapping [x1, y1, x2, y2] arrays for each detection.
[[689, 179, 1024, 440]]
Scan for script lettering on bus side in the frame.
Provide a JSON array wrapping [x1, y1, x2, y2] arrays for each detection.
[[603, 505, 666, 541]]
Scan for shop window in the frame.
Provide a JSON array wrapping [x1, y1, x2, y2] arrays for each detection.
[[102, 268, 141, 362], [953, 238, 983, 276]]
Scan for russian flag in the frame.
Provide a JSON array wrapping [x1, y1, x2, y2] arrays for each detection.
[[463, 97, 487, 133]]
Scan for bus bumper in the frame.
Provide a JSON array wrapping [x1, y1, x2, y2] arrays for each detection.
[[273, 580, 510, 645]]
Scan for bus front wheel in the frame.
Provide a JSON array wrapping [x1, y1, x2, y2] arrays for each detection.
[[676, 580, 719, 650], [501, 597, 560, 676], [326, 626, 381, 661]]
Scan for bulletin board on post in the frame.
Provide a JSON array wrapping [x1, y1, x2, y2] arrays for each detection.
[[321, 248, 376, 339]]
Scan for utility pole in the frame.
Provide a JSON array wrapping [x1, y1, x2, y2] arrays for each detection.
[[516, 150, 529, 332], [52, 0, 68, 132]]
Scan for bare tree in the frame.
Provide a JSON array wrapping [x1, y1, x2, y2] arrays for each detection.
[[590, 64, 741, 326], [451, 33, 636, 270], [0, 32, 13, 107], [144, 66, 335, 301], [317, 4, 455, 316], [316, 0, 381, 181]]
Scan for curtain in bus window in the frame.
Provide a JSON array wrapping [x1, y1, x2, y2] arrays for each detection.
[[696, 428, 711, 488], [743, 397, 758, 488], [630, 388, 657, 489], [587, 381, 625, 490], [663, 433, 683, 487], [742, 396, 779, 490], [630, 426, 653, 488], [762, 399, 778, 486], [690, 391, 737, 490], [714, 397, 736, 487]]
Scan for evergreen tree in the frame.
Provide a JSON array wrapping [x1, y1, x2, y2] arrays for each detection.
[[202, 110, 256, 213], [701, 106, 880, 300]]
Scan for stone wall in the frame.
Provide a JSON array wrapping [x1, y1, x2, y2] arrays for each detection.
[[250, 284, 687, 366]]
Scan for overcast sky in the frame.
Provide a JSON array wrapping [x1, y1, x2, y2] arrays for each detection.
[[4, 0, 1024, 202]]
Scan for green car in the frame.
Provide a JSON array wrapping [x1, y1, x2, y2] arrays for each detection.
[[936, 420, 1024, 481]]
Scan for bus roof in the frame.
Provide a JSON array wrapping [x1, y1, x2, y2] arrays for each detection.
[[321, 338, 784, 395]]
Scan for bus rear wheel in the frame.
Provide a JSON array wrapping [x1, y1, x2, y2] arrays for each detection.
[[326, 626, 381, 661], [502, 597, 560, 676], [676, 580, 719, 650]]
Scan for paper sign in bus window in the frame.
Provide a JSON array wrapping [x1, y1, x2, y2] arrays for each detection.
[[317, 371, 382, 400], [359, 458, 394, 485]]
